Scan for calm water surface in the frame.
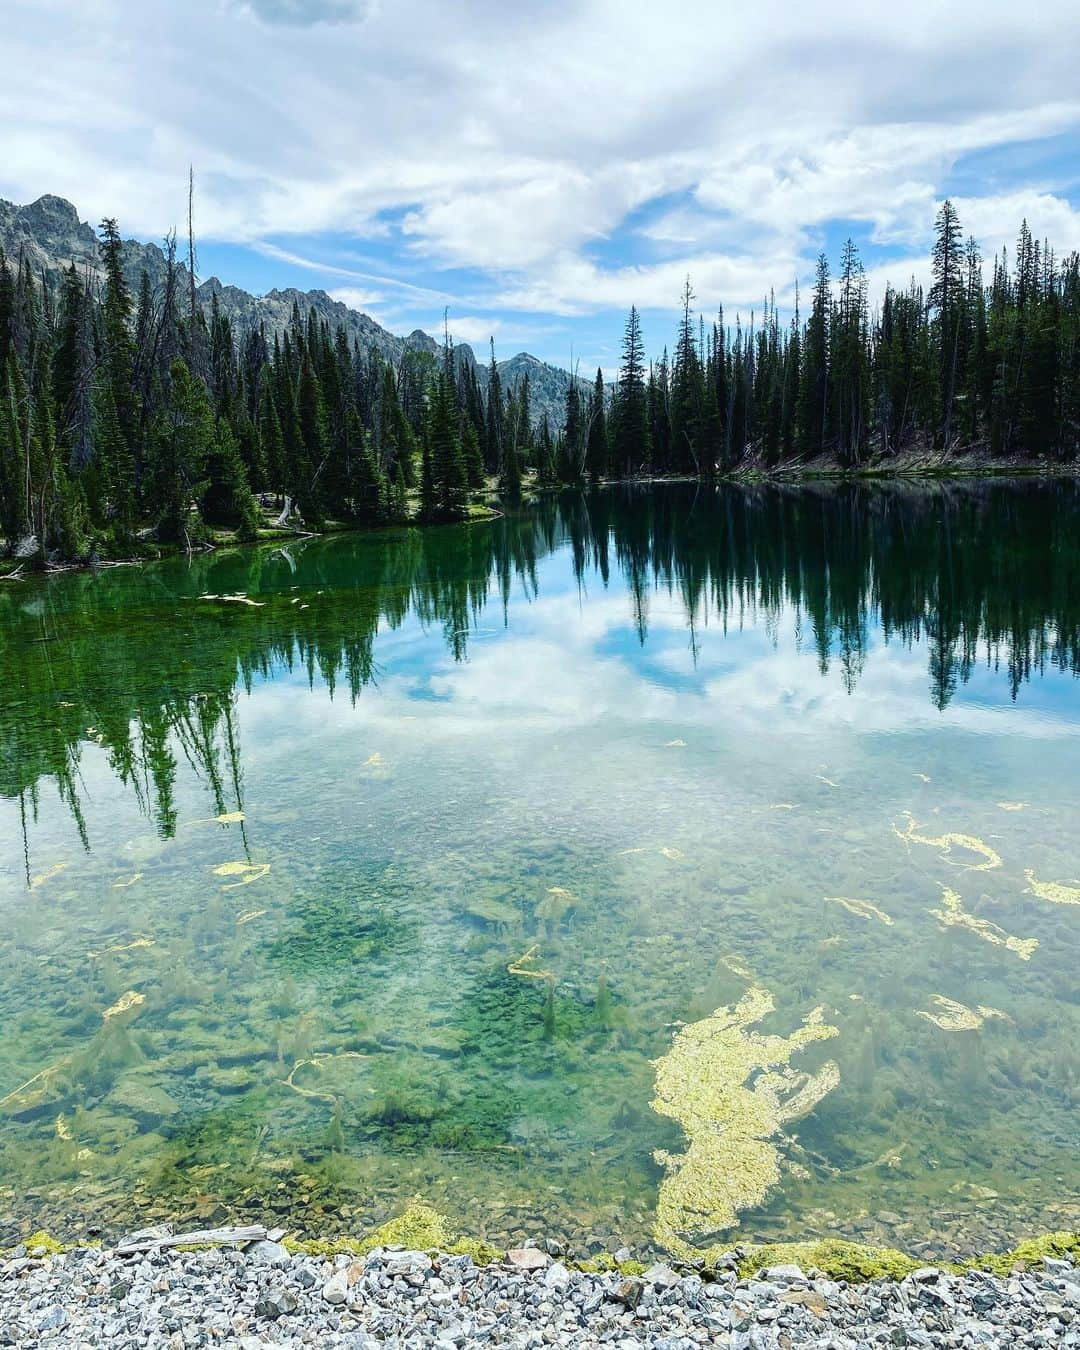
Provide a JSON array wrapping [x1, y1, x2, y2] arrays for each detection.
[[1, 482, 1078, 1258]]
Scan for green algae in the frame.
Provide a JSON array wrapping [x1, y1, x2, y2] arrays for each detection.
[[737, 1238, 920, 1281], [266, 885, 414, 974], [284, 1201, 504, 1264], [733, 1230, 1080, 1282], [577, 1252, 648, 1275], [962, 1230, 1080, 1276], [23, 1230, 67, 1256]]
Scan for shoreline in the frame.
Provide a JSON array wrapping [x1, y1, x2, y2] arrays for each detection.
[[2, 462, 1075, 583], [6, 1207, 1078, 1285], [3, 1221, 1078, 1348]]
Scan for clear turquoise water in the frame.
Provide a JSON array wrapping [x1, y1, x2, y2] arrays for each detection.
[[1, 482, 1078, 1257]]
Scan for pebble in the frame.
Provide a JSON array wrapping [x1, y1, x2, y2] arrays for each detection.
[[0, 1236, 1076, 1347]]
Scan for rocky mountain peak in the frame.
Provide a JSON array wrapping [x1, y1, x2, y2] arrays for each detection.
[[0, 192, 586, 425]]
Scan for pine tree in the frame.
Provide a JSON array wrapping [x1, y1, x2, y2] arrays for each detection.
[[203, 418, 260, 539], [612, 306, 649, 475], [462, 417, 485, 488], [148, 358, 213, 544], [98, 219, 139, 450], [297, 356, 328, 519], [258, 380, 286, 505], [930, 199, 965, 446], [585, 367, 608, 480], [796, 254, 830, 458], [485, 339, 503, 476], [560, 376, 583, 481], [670, 278, 704, 473], [426, 364, 468, 519]]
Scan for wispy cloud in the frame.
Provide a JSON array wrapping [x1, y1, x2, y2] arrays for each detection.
[[2, 0, 1078, 362]]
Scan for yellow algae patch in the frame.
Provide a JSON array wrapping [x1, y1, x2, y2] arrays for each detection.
[[929, 887, 1038, 960], [1024, 869, 1080, 906], [914, 995, 1010, 1031], [103, 990, 145, 1020], [236, 909, 266, 925], [29, 863, 68, 891], [55, 1114, 73, 1141], [282, 1052, 367, 1103], [651, 985, 839, 1263], [199, 593, 264, 607], [720, 953, 754, 980], [508, 945, 554, 981], [659, 847, 685, 861], [536, 887, 576, 924], [112, 873, 143, 890], [212, 861, 270, 890], [893, 813, 1002, 872], [997, 802, 1026, 812], [826, 896, 894, 926], [89, 936, 155, 959]]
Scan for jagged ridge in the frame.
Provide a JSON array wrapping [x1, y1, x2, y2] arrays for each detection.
[[0, 194, 584, 426]]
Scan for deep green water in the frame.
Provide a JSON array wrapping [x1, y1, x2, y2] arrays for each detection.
[[1, 482, 1079, 1259]]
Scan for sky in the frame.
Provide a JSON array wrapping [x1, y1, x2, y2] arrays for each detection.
[[3, 0, 1080, 372]]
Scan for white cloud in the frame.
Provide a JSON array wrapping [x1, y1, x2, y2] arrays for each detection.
[[1, 0, 1078, 335]]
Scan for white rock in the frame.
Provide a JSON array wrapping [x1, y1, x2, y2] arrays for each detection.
[[322, 1271, 348, 1304], [543, 1262, 571, 1292]]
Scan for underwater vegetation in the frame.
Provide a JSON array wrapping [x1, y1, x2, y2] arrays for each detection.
[[3, 483, 1080, 1258], [928, 887, 1038, 960], [914, 996, 1009, 1032], [1024, 870, 1080, 906], [651, 984, 840, 1264], [893, 814, 1002, 872]]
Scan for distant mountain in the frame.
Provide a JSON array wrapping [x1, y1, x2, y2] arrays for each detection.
[[0, 194, 585, 426]]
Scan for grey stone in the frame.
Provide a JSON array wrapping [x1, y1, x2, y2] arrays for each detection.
[[37, 1306, 69, 1331], [760, 1262, 808, 1286], [383, 1250, 432, 1278], [255, 1286, 299, 1319]]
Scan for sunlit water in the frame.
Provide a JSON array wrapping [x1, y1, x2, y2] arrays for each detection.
[[1, 482, 1078, 1259]]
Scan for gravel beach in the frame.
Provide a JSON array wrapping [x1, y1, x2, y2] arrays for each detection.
[[2, 1233, 1078, 1349]]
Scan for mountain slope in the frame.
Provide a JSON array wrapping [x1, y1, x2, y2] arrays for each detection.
[[0, 194, 585, 426]]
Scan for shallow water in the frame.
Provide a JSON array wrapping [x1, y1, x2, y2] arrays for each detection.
[[1, 481, 1078, 1258]]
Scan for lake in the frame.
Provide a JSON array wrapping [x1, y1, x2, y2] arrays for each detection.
[[1, 481, 1078, 1261]]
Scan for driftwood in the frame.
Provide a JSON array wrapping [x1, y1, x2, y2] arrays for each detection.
[[114, 1223, 286, 1255]]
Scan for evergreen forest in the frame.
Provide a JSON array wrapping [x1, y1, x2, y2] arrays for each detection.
[[2, 201, 1078, 566]]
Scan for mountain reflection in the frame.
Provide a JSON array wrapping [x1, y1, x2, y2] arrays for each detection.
[[3, 479, 1078, 850]]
